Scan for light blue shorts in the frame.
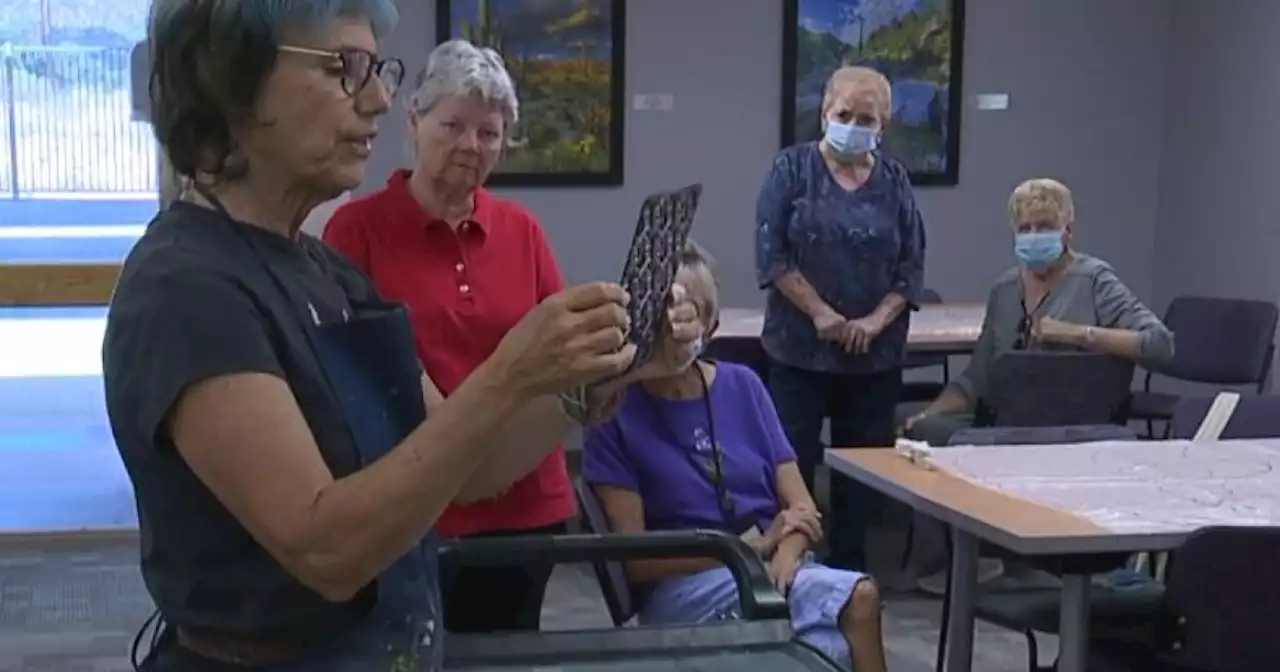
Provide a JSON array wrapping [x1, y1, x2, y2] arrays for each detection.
[[638, 553, 865, 670]]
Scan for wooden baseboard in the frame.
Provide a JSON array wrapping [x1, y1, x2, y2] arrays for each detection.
[[0, 527, 139, 550]]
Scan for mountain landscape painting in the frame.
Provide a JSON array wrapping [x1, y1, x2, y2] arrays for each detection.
[[437, 0, 625, 186], [783, 0, 965, 185]]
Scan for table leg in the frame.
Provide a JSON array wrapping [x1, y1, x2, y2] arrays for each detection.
[[943, 528, 979, 672], [1056, 573, 1092, 672]]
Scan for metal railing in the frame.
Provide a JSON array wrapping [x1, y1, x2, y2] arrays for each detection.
[[0, 43, 157, 199]]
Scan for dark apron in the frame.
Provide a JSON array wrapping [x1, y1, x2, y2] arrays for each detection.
[[137, 197, 444, 671], [275, 298, 443, 671]]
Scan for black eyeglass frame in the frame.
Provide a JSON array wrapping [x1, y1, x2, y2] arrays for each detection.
[[279, 44, 406, 98]]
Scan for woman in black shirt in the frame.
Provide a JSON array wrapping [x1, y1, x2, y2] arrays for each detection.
[[107, 1, 697, 669]]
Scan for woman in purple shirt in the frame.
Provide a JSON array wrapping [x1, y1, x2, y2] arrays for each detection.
[[756, 66, 926, 571], [583, 242, 888, 672]]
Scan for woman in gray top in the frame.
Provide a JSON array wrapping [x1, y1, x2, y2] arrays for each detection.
[[903, 177, 1173, 591], [904, 178, 1174, 447]]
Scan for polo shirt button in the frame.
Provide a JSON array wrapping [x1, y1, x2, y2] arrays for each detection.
[[460, 284, 471, 294], [460, 222, 470, 231], [455, 263, 465, 273]]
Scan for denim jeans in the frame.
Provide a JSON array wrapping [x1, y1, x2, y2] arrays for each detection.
[[766, 356, 902, 571]]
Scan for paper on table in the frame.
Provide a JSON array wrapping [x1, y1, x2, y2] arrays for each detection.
[[930, 439, 1280, 534]]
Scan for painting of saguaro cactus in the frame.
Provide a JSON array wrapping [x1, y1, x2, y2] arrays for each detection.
[[437, 0, 625, 187]]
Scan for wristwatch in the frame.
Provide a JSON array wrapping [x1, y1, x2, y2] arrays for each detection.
[[1084, 326, 1098, 344]]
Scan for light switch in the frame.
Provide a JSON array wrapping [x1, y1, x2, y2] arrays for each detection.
[[633, 93, 675, 111], [975, 93, 1010, 111]]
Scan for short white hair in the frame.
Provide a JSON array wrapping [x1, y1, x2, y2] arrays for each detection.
[[1009, 178, 1075, 226], [407, 39, 519, 133]]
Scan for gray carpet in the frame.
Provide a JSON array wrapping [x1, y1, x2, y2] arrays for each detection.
[[0, 530, 1048, 672]]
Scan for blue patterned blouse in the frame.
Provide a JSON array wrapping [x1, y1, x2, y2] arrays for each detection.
[[755, 142, 927, 375]]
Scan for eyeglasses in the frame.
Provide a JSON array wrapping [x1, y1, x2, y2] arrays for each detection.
[[279, 45, 405, 98]]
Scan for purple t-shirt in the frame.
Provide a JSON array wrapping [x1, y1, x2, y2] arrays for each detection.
[[583, 362, 799, 533]]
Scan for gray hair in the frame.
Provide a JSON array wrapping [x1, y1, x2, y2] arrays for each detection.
[[679, 239, 719, 319], [147, 0, 398, 179], [407, 39, 518, 134]]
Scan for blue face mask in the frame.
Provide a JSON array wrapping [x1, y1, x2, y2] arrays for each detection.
[[823, 121, 879, 157], [1014, 231, 1065, 270]]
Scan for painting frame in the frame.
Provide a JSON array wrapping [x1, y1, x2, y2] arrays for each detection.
[[434, 0, 627, 188], [781, 0, 966, 187]]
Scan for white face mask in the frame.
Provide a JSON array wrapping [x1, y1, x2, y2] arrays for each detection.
[[675, 334, 705, 371]]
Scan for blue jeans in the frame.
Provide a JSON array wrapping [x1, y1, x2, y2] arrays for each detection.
[[766, 357, 901, 571]]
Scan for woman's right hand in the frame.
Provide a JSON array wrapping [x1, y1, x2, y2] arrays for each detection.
[[899, 409, 931, 437], [812, 307, 848, 342], [489, 282, 637, 397]]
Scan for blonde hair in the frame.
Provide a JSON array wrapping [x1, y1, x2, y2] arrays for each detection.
[[822, 66, 892, 122], [1008, 178, 1075, 226], [678, 239, 719, 321]]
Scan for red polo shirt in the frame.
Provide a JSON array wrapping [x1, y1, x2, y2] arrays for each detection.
[[323, 170, 575, 538]]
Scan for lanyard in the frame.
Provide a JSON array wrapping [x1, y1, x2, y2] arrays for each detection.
[[639, 362, 738, 528], [1015, 287, 1051, 350]]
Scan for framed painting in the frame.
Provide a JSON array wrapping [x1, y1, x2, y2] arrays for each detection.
[[781, 0, 965, 186], [435, 0, 626, 187]]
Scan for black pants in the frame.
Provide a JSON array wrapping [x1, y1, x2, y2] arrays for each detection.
[[766, 357, 901, 571], [440, 521, 568, 633]]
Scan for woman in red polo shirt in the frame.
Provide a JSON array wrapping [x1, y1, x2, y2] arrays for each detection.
[[324, 40, 603, 633]]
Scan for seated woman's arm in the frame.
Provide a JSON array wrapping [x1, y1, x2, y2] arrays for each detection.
[[754, 376, 823, 561], [584, 422, 723, 584], [772, 463, 820, 561], [594, 485, 724, 584], [1041, 268, 1175, 367], [919, 286, 1002, 418], [150, 272, 627, 603]]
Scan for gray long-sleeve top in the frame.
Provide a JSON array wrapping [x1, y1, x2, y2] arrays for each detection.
[[952, 254, 1174, 404]]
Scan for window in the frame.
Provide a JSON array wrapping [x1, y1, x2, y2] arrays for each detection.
[[1, 0, 158, 264], [0, 0, 151, 534]]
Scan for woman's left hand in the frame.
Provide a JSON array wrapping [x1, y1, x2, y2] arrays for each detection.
[[769, 549, 803, 596], [842, 315, 885, 354], [619, 283, 702, 382]]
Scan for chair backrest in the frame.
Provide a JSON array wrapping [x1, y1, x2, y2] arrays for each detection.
[[1162, 526, 1280, 672], [1158, 295, 1279, 386], [1167, 394, 1280, 439], [703, 340, 767, 382], [573, 478, 634, 626], [948, 424, 1138, 446], [985, 352, 1134, 427]]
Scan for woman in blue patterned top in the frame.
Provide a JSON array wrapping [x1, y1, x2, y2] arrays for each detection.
[[755, 66, 926, 570]]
